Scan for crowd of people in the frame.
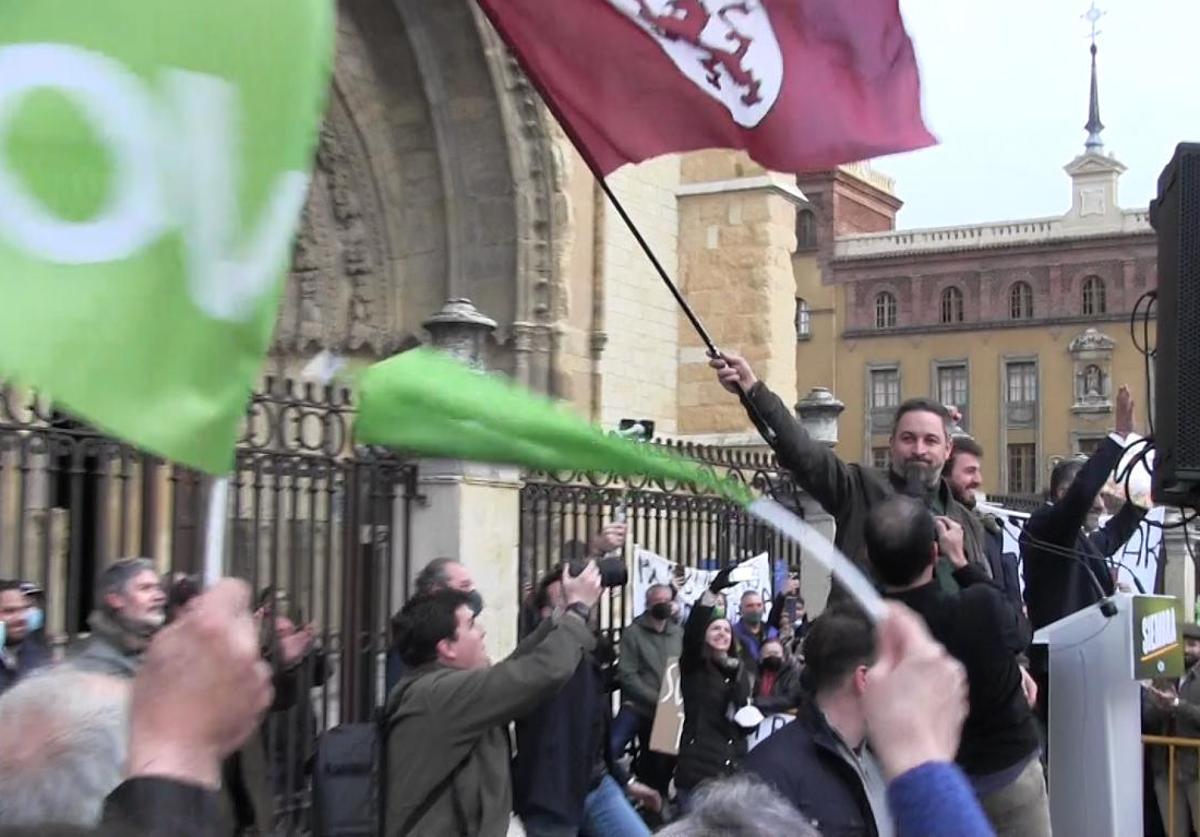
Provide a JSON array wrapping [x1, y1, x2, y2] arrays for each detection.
[[0, 350, 1181, 836]]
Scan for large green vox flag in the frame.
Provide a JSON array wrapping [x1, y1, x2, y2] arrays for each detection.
[[0, 1, 333, 472], [356, 348, 754, 506]]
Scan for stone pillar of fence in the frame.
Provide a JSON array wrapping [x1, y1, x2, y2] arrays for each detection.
[[794, 387, 846, 617], [404, 459, 524, 657]]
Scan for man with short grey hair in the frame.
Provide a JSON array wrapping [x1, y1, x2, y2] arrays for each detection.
[[655, 775, 819, 837], [69, 557, 166, 677], [0, 668, 130, 827]]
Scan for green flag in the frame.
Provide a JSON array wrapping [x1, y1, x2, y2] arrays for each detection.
[[356, 348, 754, 506], [0, 0, 333, 472]]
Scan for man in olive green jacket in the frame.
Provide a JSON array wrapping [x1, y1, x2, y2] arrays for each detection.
[[384, 563, 603, 837]]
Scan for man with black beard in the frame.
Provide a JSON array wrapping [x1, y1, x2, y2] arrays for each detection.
[[945, 436, 1024, 614], [712, 353, 989, 597]]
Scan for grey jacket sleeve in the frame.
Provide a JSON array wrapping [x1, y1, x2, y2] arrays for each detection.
[[419, 613, 596, 746], [747, 382, 858, 517]]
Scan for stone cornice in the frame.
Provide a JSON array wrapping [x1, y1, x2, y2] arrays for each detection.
[[676, 174, 807, 205], [843, 311, 1151, 339], [833, 210, 1152, 262]]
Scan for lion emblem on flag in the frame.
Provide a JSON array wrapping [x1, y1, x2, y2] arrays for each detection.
[[606, 0, 783, 128]]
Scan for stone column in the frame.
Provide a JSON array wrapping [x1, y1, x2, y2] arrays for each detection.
[[401, 459, 524, 658], [423, 298, 497, 370], [675, 167, 804, 436], [796, 387, 845, 446], [793, 388, 845, 617]]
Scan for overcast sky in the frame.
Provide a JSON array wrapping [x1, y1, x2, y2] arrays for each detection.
[[880, 1, 1200, 230]]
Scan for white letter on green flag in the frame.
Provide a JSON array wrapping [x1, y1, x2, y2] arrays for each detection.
[[0, 0, 333, 472]]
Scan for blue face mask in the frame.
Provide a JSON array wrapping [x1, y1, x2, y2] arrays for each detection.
[[24, 607, 43, 633]]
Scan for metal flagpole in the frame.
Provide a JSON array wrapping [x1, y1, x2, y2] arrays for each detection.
[[594, 176, 777, 445], [202, 475, 230, 586]]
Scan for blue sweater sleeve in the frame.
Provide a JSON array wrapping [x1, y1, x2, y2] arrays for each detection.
[[887, 762, 996, 837]]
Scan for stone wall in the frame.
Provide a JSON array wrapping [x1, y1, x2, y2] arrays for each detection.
[[675, 177, 800, 435], [596, 157, 683, 434]]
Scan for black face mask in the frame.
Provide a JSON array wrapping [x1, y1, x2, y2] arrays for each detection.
[[649, 602, 673, 620], [760, 656, 783, 672], [465, 590, 484, 615]]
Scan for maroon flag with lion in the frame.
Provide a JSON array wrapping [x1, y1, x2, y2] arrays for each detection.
[[475, 0, 935, 175]]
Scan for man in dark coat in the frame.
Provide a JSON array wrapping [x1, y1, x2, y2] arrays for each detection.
[[1022, 384, 1146, 632], [945, 436, 1024, 613], [741, 608, 891, 837], [514, 567, 658, 837], [0, 580, 51, 695], [712, 353, 990, 599], [867, 495, 1048, 837]]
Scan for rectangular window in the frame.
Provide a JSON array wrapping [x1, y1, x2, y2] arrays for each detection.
[[1006, 361, 1037, 404], [872, 447, 890, 470], [870, 368, 900, 409], [1076, 437, 1104, 456], [1007, 443, 1037, 494], [936, 363, 969, 429]]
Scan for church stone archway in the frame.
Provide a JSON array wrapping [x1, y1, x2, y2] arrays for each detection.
[[268, 0, 571, 396]]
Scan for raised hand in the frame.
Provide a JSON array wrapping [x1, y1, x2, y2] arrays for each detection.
[[562, 560, 603, 610], [588, 522, 628, 557], [934, 516, 967, 569], [709, 352, 758, 395]]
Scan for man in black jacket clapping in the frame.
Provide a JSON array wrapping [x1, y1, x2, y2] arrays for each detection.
[[866, 495, 1048, 837]]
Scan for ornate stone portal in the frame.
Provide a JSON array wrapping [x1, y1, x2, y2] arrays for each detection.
[[273, 106, 398, 361]]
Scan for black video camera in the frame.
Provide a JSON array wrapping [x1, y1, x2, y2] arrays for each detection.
[[567, 555, 628, 588]]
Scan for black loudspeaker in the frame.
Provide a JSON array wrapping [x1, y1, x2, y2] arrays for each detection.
[[1150, 142, 1200, 506]]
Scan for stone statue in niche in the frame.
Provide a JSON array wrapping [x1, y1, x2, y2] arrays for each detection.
[[1075, 363, 1109, 408]]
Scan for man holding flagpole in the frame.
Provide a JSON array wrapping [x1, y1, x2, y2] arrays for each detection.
[[711, 352, 991, 600]]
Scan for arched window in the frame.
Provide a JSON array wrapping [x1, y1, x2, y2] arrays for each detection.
[[795, 297, 811, 339], [940, 286, 964, 324], [796, 209, 817, 249], [1082, 275, 1106, 316], [1009, 281, 1033, 320], [875, 292, 897, 329]]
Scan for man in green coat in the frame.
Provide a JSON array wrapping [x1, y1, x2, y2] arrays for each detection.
[[384, 562, 603, 836]]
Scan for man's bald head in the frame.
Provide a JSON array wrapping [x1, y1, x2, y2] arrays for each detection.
[[0, 670, 130, 827]]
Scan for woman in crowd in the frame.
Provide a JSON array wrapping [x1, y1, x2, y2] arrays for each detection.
[[752, 638, 804, 715], [675, 566, 754, 810]]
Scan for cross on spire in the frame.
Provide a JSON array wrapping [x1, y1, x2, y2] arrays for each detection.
[[1082, 3, 1105, 152]]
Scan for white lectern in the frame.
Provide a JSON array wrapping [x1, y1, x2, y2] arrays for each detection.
[[1033, 593, 1180, 837]]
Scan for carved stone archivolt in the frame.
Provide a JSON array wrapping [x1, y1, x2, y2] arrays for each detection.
[[274, 98, 396, 359]]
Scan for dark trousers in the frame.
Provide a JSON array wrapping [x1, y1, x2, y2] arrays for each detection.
[[610, 705, 676, 799]]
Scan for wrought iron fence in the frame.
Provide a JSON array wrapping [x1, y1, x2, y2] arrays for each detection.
[[0, 378, 417, 833], [519, 440, 804, 644]]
